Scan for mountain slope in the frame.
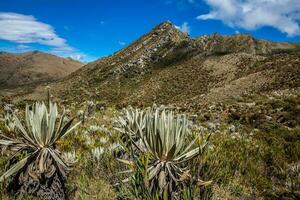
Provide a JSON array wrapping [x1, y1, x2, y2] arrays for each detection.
[[0, 51, 83, 89], [26, 21, 300, 107]]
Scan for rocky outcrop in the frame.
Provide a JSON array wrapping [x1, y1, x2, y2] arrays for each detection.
[[110, 21, 189, 76]]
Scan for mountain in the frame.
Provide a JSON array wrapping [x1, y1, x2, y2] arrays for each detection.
[[22, 21, 300, 107], [0, 51, 83, 90]]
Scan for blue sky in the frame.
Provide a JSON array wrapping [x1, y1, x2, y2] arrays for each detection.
[[0, 0, 299, 62]]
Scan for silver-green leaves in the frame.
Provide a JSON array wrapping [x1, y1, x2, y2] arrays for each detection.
[[0, 101, 81, 182], [3, 104, 16, 132], [115, 106, 208, 196]]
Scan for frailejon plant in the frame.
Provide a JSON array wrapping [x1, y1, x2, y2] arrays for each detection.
[[114, 106, 145, 141], [62, 151, 78, 164], [115, 106, 211, 199], [0, 101, 80, 200], [91, 147, 104, 162], [3, 104, 16, 132]]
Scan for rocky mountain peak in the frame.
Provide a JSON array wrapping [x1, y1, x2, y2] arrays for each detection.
[[102, 21, 189, 76], [153, 20, 173, 30], [150, 20, 188, 42]]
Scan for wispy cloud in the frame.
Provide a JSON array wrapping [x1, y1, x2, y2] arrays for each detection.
[[175, 22, 191, 34], [0, 12, 91, 61], [0, 12, 71, 47], [197, 0, 300, 36]]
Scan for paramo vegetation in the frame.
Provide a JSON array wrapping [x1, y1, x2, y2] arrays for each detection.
[[0, 88, 299, 200]]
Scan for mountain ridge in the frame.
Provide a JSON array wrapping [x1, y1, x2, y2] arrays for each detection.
[[0, 51, 83, 90], [6, 21, 300, 106]]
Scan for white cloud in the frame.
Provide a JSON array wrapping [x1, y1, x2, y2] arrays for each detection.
[[70, 54, 85, 61], [175, 22, 191, 34], [0, 12, 71, 47], [0, 12, 93, 61], [197, 0, 300, 36]]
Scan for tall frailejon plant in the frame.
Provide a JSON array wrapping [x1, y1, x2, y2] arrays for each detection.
[[114, 106, 145, 141], [0, 101, 80, 199], [115, 106, 211, 199]]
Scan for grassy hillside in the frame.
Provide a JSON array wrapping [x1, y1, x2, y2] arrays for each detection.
[[0, 51, 83, 97], [20, 22, 299, 109]]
